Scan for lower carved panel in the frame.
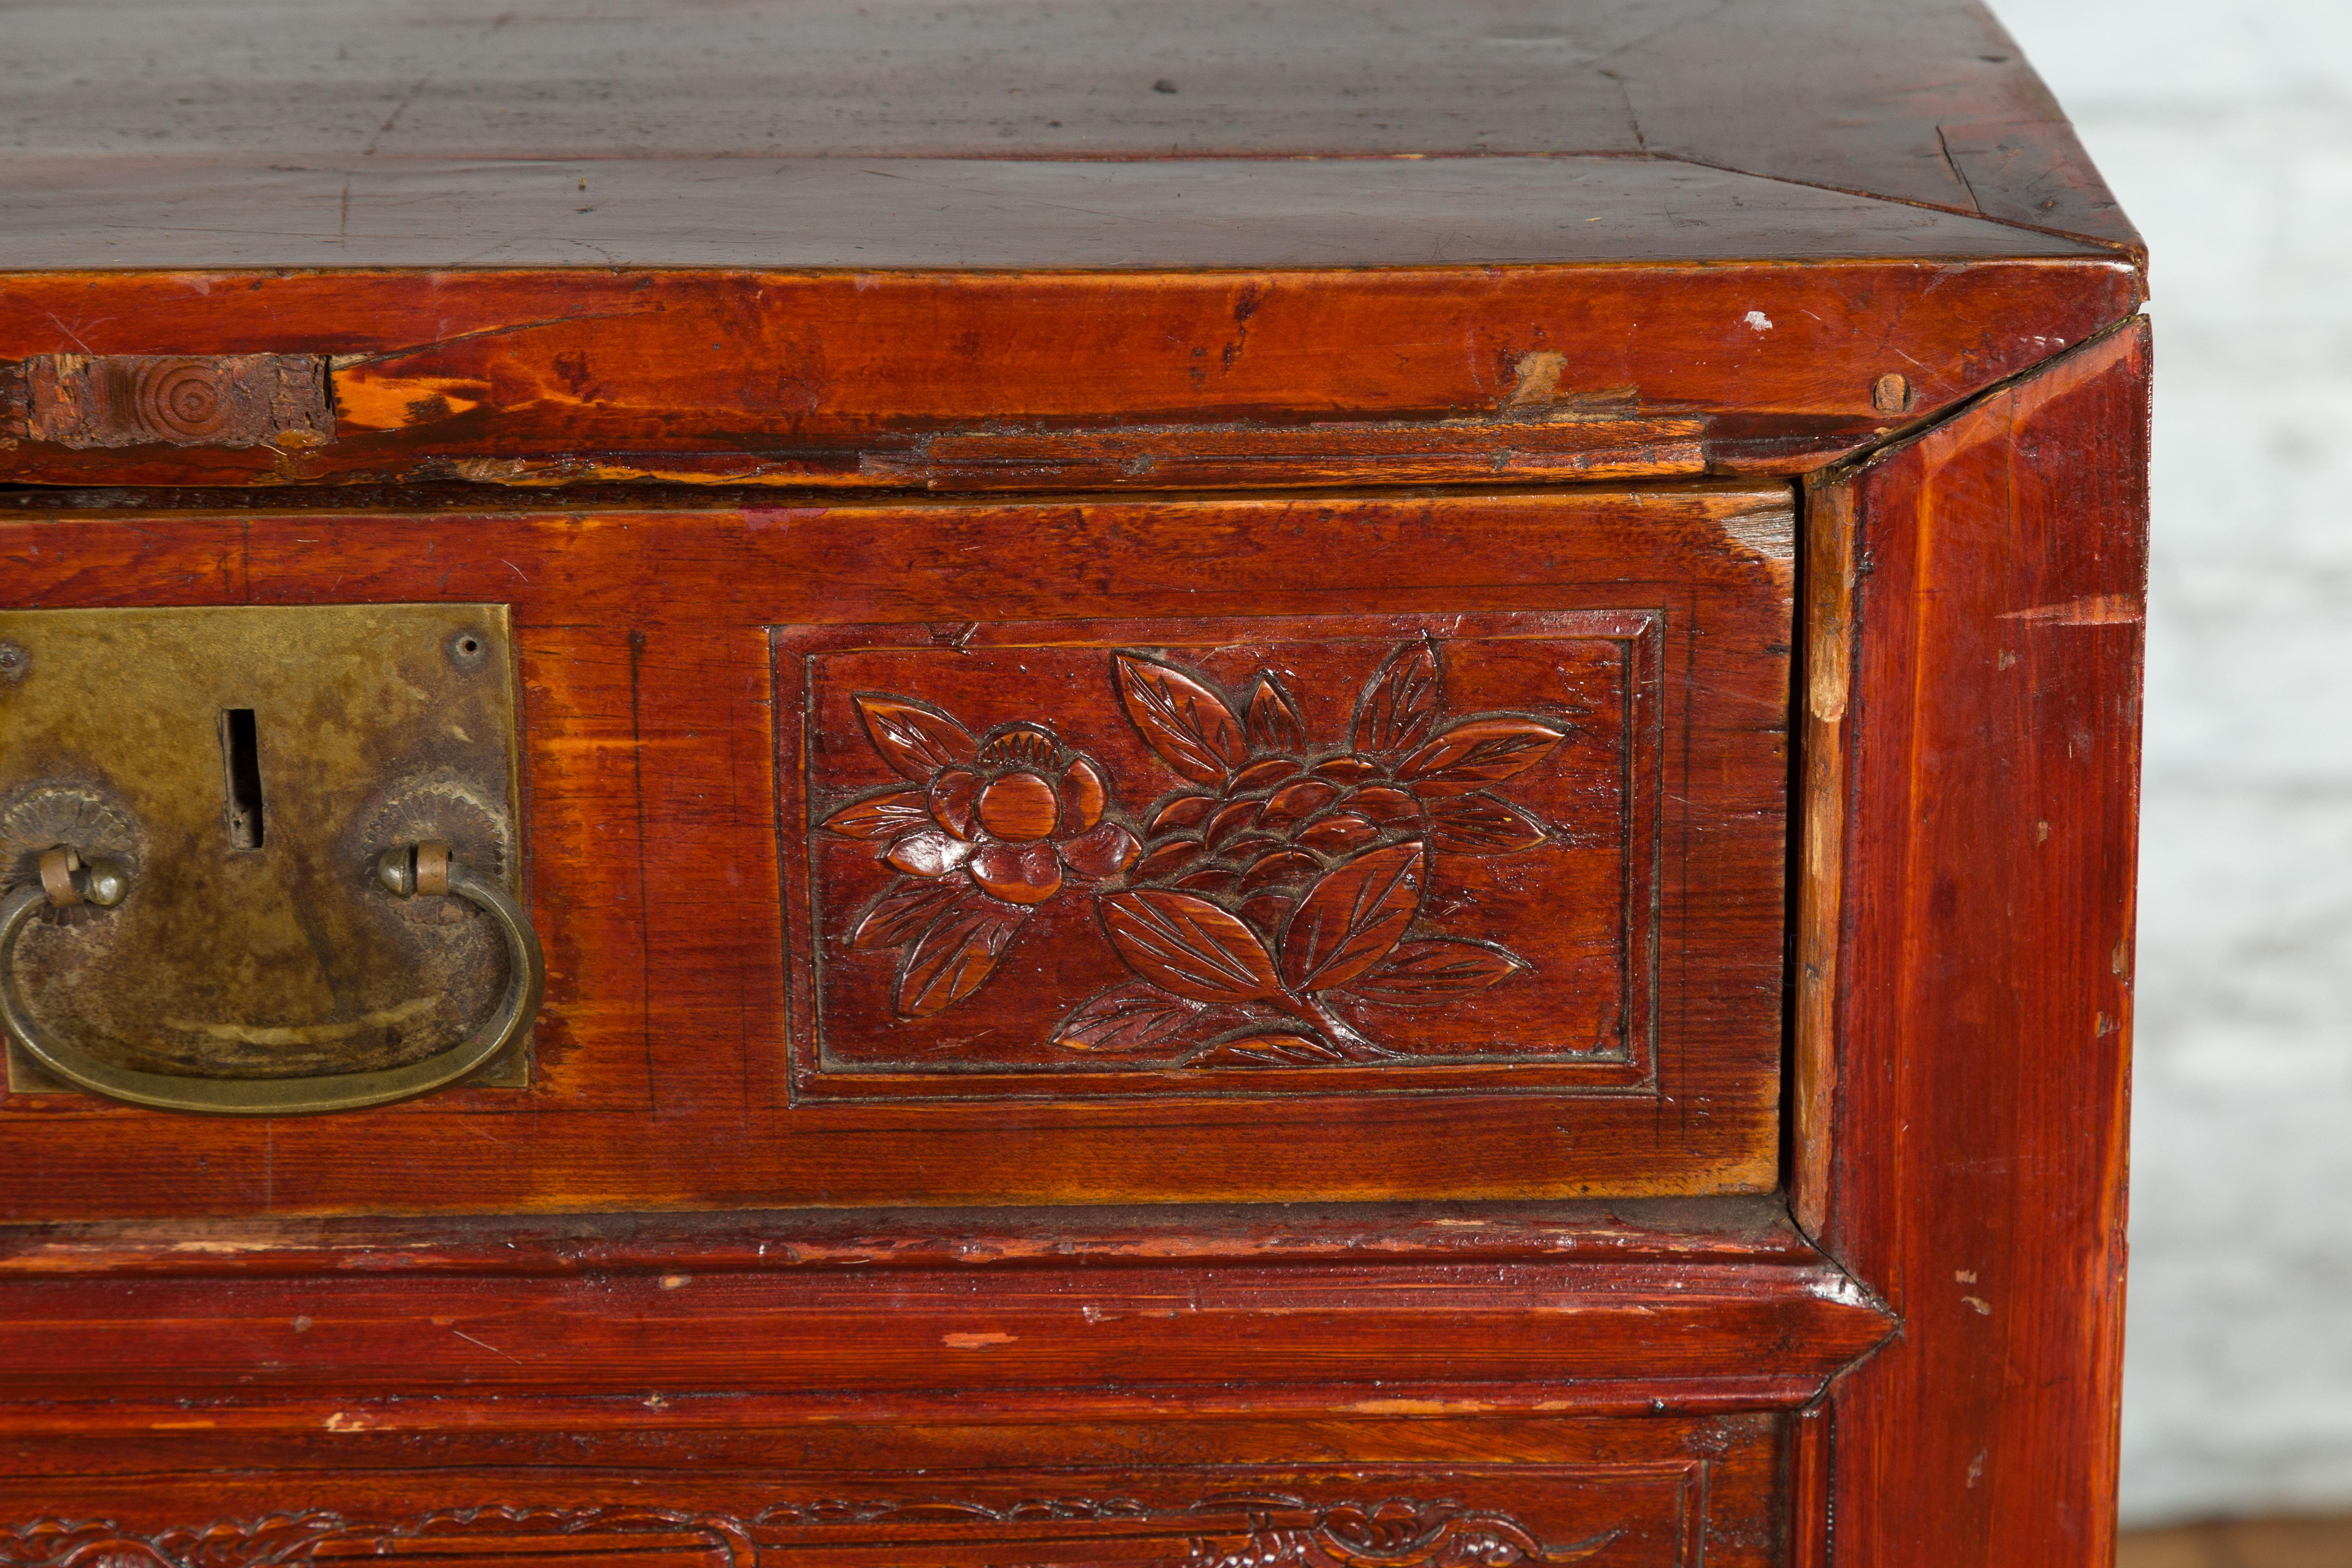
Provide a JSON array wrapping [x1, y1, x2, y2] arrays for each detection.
[[0, 1462, 1759, 1568]]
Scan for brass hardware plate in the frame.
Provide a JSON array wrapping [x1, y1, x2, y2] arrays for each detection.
[[0, 604, 527, 1096]]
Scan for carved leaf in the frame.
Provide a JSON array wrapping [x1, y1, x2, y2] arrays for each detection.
[[1353, 638, 1443, 756], [1204, 798, 1264, 850], [1347, 784, 1422, 825], [1314, 755, 1383, 784], [1059, 820, 1140, 879], [1426, 792, 1549, 854], [1351, 938, 1531, 1005], [1279, 840, 1425, 995], [1185, 1033, 1350, 1068], [1295, 812, 1381, 854], [849, 876, 966, 951], [1114, 652, 1249, 784], [1237, 847, 1322, 894], [1260, 776, 1342, 830], [1244, 672, 1308, 755], [821, 786, 931, 840], [1052, 981, 1220, 1054], [1396, 717, 1566, 795], [1149, 793, 1217, 833], [894, 893, 1028, 1018], [1100, 890, 1282, 1004], [1133, 838, 1206, 880], [854, 693, 977, 780], [1230, 755, 1302, 792]]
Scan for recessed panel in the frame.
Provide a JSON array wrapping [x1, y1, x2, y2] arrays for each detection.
[[780, 612, 1660, 1099]]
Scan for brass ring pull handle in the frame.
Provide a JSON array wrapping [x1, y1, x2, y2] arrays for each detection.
[[0, 842, 543, 1115]]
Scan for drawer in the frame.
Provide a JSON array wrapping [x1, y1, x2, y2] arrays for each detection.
[[0, 1414, 1795, 1568], [0, 483, 1791, 1213]]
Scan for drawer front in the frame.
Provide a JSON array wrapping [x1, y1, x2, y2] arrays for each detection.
[[0, 1417, 1791, 1568], [0, 485, 1790, 1213]]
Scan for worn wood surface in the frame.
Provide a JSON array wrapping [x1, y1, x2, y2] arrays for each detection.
[[1810, 320, 2149, 1564], [0, 1194, 1820, 1277], [0, 1199, 1890, 1434], [0, 484, 1792, 1212], [0, 0, 2135, 253], [0, 5, 2151, 1555], [0, 1252, 1884, 1406], [0, 0, 2144, 490], [0, 1416, 1791, 1568], [0, 156, 2113, 274], [0, 261, 2139, 488]]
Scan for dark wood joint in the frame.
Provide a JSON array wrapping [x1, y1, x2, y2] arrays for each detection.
[[20, 353, 333, 450]]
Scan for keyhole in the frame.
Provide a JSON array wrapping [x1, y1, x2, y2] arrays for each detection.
[[221, 708, 266, 850]]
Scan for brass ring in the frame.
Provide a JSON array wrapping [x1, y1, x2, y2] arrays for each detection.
[[0, 845, 543, 1115]]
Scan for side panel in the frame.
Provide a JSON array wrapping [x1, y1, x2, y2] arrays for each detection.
[[1816, 321, 2149, 1563]]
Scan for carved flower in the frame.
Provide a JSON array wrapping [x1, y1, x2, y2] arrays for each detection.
[[819, 695, 1140, 1019], [876, 721, 1140, 906]]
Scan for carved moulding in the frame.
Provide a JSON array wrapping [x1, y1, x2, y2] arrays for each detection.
[[0, 1494, 1648, 1568], [775, 611, 1666, 1102]]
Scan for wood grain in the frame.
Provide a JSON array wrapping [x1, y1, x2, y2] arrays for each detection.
[[0, 156, 2113, 274], [0, 485, 1792, 1211], [0, 1418, 1793, 1568], [0, 262, 2139, 490], [1812, 320, 2149, 1564], [0, 1253, 1886, 1404], [0, 0, 2136, 251], [0, 6, 2153, 1553]]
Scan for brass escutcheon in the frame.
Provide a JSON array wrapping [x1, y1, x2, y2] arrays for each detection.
[[0, 603, 534, 1107]]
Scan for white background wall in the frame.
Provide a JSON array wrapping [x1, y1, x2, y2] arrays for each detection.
[[1990, 0, 2352, 1528]]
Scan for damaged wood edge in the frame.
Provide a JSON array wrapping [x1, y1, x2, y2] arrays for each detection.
[[0, 1376, 1844, 1439], [1787, 1399, 1833, 1568], [0, 1194, 1823, 1279], [1783, 317, 2146, 1243], [13, 353, 334, 451], [1791, 477, 1857, 1241], [413, 414, 1711, 493]]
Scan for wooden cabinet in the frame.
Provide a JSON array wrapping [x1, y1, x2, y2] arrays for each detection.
[[0, 2, 2147, 1562]]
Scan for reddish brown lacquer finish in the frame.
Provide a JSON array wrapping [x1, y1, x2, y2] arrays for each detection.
[[783, 595, 1779, 1105], [0, 486, 1791, 1209], [0, 0, 2146, 1559], [1811, 322, 2149, 1567]]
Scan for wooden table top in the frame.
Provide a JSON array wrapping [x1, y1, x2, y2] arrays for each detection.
[[0, 0, 2138, 271]]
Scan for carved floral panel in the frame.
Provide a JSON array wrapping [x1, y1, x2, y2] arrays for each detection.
[[777, 612, 1661, 1100], [0, 1471, 1714, 1566]]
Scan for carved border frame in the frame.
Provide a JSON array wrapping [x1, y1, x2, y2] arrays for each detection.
[[771, 610, 1676, 1104], [0, 1473, 1709, 1568]]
